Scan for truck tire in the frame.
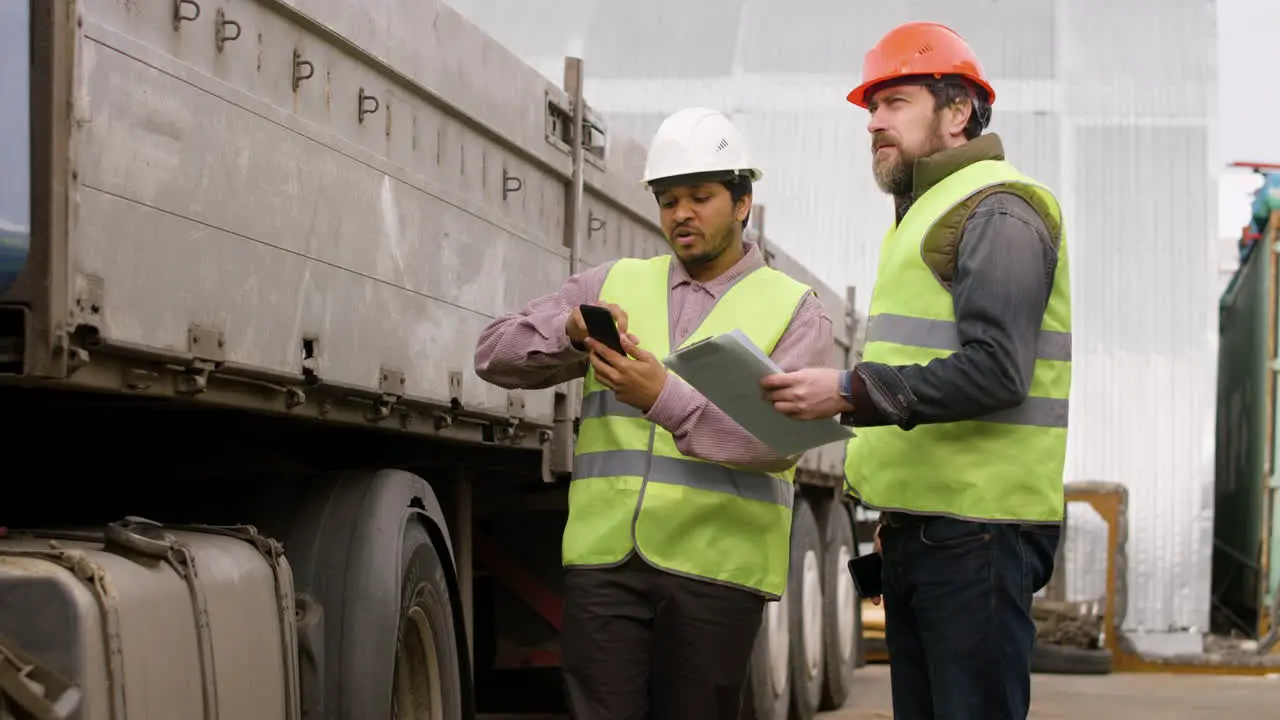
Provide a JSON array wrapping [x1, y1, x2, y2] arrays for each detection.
[[815, 497, 859, 710], [788, 495, 824, 720], [741, 595, 790, 720], [251, 470, 471, 720], [1030, 642, 1114, 675]]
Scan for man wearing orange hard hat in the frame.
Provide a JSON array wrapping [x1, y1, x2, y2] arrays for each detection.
[[762, 21, 1071, 720]]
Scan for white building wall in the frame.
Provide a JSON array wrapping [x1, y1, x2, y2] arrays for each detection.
[[445, 0, 1222, 652]]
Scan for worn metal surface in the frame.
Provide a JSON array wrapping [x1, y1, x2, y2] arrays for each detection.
[[0, 520, 300, 720], [444, 0, 1222, 649], [54, 0, 850, 477]]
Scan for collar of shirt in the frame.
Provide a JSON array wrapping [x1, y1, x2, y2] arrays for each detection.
[[667, 240, 766, 298]]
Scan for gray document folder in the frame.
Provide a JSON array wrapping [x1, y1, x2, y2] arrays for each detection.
[[662, 329, 854, 457]]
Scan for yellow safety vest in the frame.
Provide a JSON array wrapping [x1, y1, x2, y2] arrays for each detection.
[[845, 159, 1072, 523], [565, 254, 812, 597]]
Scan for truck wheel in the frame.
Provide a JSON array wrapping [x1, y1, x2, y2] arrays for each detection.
[[850, 503, 868, 669], [393, 519, 463, 718], [251, 470, 470, 720], [788, 495, 823, 720], [815, 497, 859, 710], [740, 595, 790, 720], [1030, 642, 1114, 675]]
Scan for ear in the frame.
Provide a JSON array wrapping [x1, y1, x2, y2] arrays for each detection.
[[735, 191, 753, 224], [943, 97, 973, 138]]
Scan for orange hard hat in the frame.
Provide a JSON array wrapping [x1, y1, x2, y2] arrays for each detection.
[[847, 22, 995, 109]]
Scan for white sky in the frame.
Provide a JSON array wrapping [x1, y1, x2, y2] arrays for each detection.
[[1217, 0, 1280, 239]]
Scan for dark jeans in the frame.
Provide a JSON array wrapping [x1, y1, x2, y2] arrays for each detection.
[[560, 555, 766, 720], [879, 514, 1060, 720]]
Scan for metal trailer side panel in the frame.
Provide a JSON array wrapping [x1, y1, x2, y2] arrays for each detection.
[[0, 523, 299, 720], [57, 0, 849, 479], [70, 0, 586, 430]]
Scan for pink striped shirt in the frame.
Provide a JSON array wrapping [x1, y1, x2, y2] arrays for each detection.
[[473, 242, 835, 472]]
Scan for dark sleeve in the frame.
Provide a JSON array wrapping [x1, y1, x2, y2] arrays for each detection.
[[839, 192, 1057, 428]]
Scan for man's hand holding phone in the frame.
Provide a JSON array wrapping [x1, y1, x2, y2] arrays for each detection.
[[573, 303, 666, 413], [566, 302, 635, 350]]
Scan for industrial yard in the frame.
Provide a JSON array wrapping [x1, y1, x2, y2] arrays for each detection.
[[2, 0, 1279, 718], [821, 665, 1280, 720]]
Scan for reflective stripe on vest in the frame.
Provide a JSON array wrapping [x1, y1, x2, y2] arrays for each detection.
[[864, 314, 1070, 429], [844, 159, 1072, 524], [564, 254, 812, 598]]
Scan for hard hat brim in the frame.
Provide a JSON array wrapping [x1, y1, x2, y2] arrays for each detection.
[[641, 167, 763, 191], [847, 73, 997, 109]]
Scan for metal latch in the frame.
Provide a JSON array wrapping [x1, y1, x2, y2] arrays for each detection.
[[506, 390, 525, 421], [436, 371, 464, 431], [367, 367, 405, 421], [177, 324, 225, 394], [495, 390, 526, 443], [0, 631, 82, 720], [544, 91, 607, 166]]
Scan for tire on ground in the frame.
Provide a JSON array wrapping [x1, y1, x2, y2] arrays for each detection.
[[252, 469, 469, 719], [1030, 642, 1114, 675], [815, 495, 859, 710], [741, 595, 790, 720], [788, 494, 824, 720]]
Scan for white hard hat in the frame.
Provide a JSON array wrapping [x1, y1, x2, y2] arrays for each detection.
[[640, 107, 763, 191]]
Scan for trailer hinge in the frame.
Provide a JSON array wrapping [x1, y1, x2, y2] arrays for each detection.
[[435, 371, 464, 430], [176, 324, 225, 394], [494, 390, 526, 443], [367, 367, 405, 422], [70, 273, 103, 329], [542, 382, 577, 483], [506, 390, 525, 421]]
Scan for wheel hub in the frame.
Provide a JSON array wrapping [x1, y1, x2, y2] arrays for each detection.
[[767, 594, 789, 696], [802, 549, 823, 679], [393, 605, 444, 720], [836, 544, 855, 661]]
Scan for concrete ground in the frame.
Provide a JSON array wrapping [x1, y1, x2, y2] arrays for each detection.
[[820, 664, 1280, 719]]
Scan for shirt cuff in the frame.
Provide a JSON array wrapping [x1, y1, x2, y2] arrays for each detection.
[[644, 374, 695, 431], [542, 309, 589, 357]]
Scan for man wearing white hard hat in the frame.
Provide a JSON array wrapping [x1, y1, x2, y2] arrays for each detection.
[[474, 107, 833, 719]]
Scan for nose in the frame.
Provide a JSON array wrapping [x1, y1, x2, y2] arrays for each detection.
[[867, 108, 888, 135], [672, 198, 695, 223]]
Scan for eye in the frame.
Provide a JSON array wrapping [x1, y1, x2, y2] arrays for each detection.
[[693, 195, 711, 203]]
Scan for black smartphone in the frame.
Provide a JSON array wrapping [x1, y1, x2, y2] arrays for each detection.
[[579, 304, 626, 356], [848, 551, 883, 598]]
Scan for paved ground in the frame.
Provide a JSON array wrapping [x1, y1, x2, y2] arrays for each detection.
[[820, 664, 1280, 719]]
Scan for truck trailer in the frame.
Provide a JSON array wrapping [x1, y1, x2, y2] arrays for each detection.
[[0, 1, 865, 718]]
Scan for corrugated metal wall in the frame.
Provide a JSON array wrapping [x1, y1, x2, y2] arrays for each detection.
[[444, 0, 1222, 650]]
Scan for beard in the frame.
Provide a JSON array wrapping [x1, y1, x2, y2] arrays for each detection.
[[677, 226, 735, 267], [872, 118, 948, 197]]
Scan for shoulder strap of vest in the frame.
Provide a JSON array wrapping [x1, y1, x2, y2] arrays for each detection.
[[599, 255, 671, 302], [686, 265, 815, 353], [901, 160, 1062, 246]]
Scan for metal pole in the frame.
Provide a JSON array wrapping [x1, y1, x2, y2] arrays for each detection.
[[546, 56, 588, 482], [455, 467, 474, 667], [845, 285, 860, 364], [752, 204, 770, 267], [564, 57, 586, 276]]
